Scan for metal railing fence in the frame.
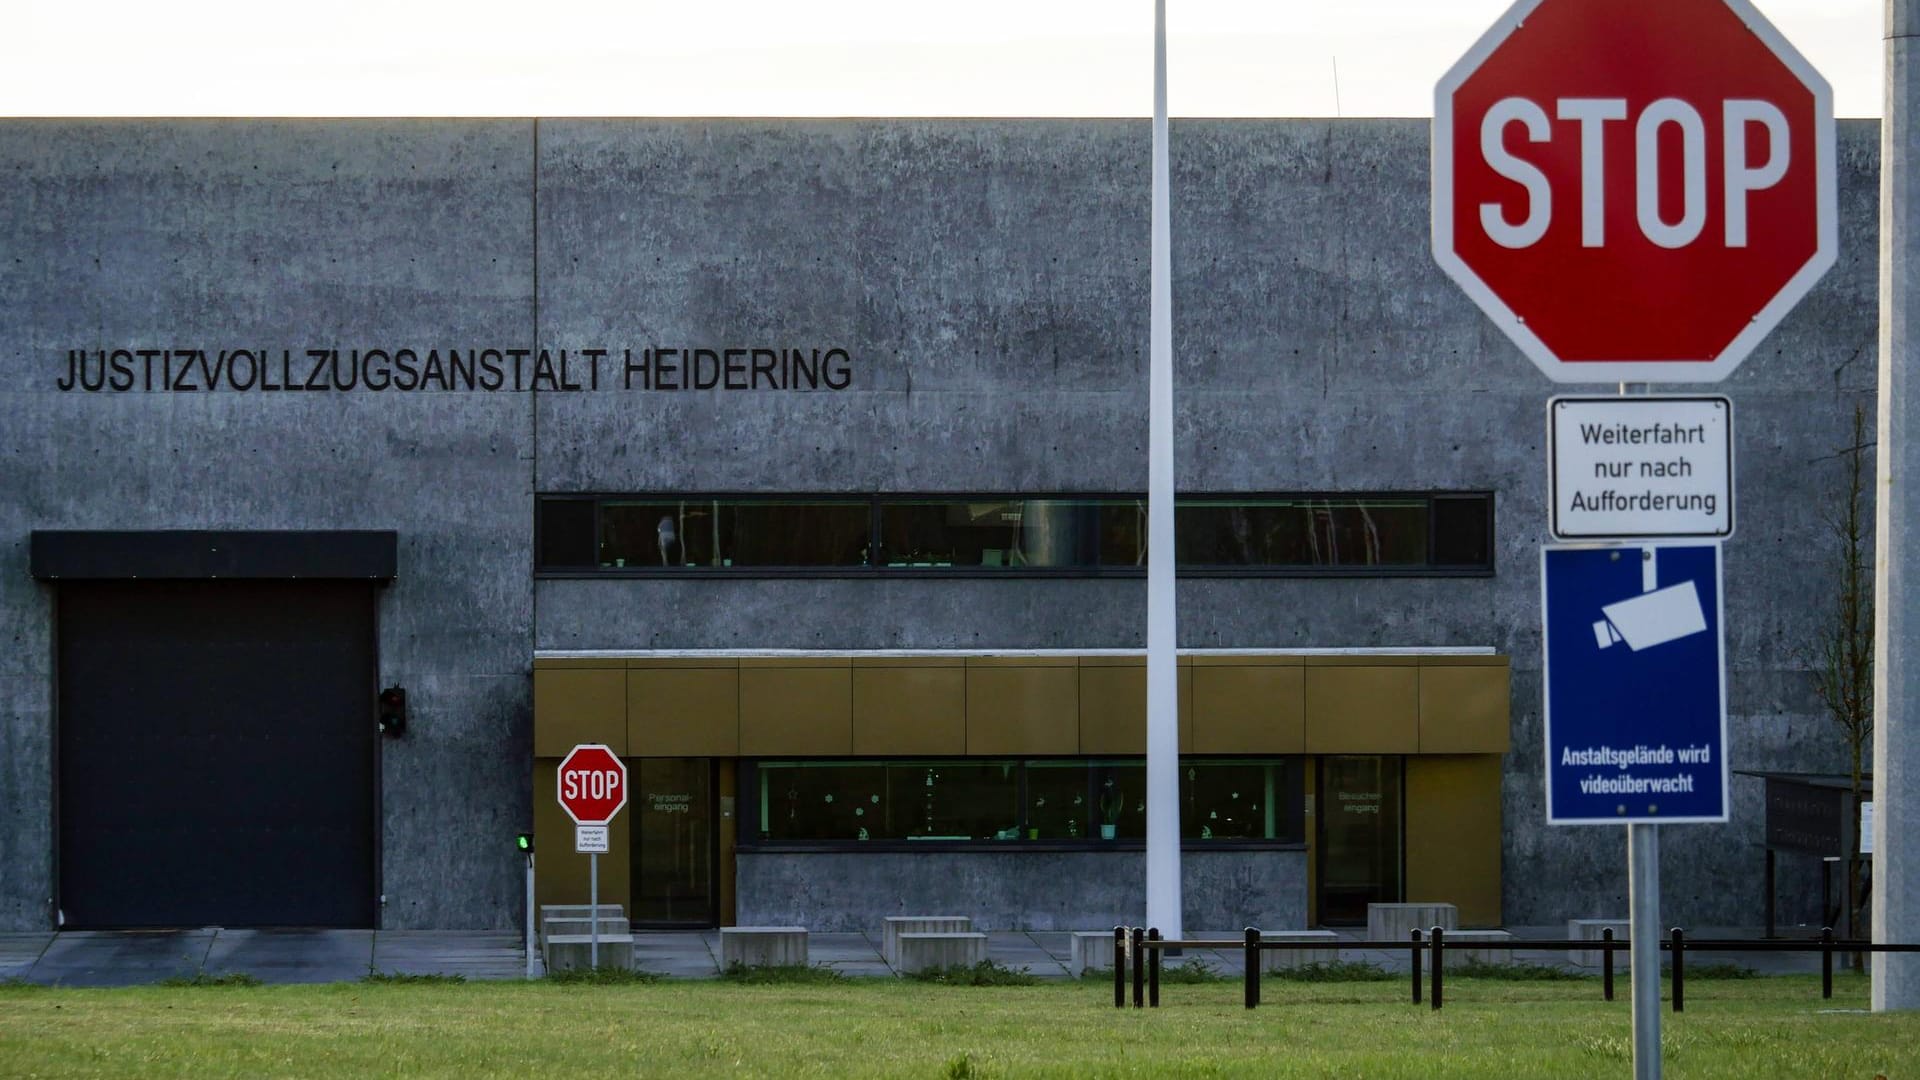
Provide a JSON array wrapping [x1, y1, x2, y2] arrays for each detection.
[[1111, 925, 1920, 1010]]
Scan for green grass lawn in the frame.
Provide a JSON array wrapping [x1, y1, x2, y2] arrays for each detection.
[[0, 973, 1910, 1079]]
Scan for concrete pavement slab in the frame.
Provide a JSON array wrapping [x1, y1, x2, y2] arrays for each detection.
[[807, 932, 891, 977], [30, 930, 216, 987], [632, 931, 720, 977], [203, 929, 374, 984], [371, 931, 527, 981], [0, 934, 53, 980], [986, 932, 1071, 979]]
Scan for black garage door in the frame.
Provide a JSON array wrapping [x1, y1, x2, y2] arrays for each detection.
[[57, 581, 377, 928]]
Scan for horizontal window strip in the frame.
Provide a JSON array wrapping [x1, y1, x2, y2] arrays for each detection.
[[535, 493, 1493, 577], [743, 757, 1307, 846]]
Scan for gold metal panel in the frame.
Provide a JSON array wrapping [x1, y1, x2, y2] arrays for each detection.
[[1072, 661, 1191, 753], [965, 663, 1078, 755], [1418, 663, 1512, 753], [739, 665, 853, 755], [628, 668, 739, 757], [533, 668, 628, 757], [1193, 664, 1306, 754], [965, 655, 1078, 668], [739, 656, 855, 669], [1307, 655, 1422, 667], [534, 657, 627, 670], [627, 657, 743, 670], [852, 665, 966, 755], [1404, 755, 1504, 927], [1303, 666, 1419, 754], [533, 758, 633, 916], [852, 655, 965, 668], [1181, 666, 1193, 754], [1078, 662, 1145, 754]]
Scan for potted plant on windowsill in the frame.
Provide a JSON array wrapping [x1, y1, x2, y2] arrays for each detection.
[[1098, 781, 1123, 840]]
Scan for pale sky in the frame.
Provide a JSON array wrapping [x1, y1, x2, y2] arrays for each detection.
[[0, 0, 1885, 118]]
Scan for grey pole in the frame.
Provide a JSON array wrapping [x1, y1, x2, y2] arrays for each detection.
[[1144, 0, 1183, 941], [590, 852, 599, 969], [1629, 823, 1662, 1079], [525, 852, 536, 979], [1875, 0, 1920, 1014]]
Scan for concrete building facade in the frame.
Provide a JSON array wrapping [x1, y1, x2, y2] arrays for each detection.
[[0, 118, 1879, 933]]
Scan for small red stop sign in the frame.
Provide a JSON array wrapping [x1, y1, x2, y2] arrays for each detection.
[[1434, 0, 1836, 383], [557, 744, 628, 825]]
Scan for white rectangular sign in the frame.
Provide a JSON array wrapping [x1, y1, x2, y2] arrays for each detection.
[[574, 824, 609, 854], [1550, 396, 1733, 541], [1861, 801, 1875, 856]]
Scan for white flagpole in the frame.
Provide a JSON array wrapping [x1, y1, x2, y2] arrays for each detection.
[[1146, 0, 1183, 941]]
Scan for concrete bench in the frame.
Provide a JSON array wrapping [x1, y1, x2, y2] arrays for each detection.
[[1569, 919, 1633, 968], [543, 933, 635, 972], [543, 915, 632, 941], [896, 932, 987, 974], [882, 916, 972, 967], [721, 926, 808, 968], [1069, 930, 1116, 976], [541, 904, 623, 931], [1368, 902, 1458, 943], [1259, 930, 1342, 972], [1443, 929, 1514, 966]]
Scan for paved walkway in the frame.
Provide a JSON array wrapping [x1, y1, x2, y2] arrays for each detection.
[[0, 925, 1842, 987], [1, 930, 530, 987]]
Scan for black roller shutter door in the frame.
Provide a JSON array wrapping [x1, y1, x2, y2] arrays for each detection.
[[57, 581, 376, 928]]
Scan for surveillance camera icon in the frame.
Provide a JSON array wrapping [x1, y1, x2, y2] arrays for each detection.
[[1593, 581, 1708, 652]]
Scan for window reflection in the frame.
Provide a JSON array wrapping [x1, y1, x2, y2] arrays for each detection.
[[599, 500, 868, 569], [1174, 499, 1429, 568], [877, 500, 1143, 569]]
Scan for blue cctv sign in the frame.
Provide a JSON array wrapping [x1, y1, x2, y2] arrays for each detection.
[[1542, 543, 1729, 825]]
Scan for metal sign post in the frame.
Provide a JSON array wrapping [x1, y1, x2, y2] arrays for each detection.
[[557, 745, 626, 971], [1436, 0, 1840, 1053], [574, 824, 610, 966], [1629, 823, 1661, 1079]]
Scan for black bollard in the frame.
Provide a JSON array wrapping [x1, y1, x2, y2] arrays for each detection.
[[1147, 927, 1161, 1008], [1121, 922, 1136, 1006], [1411, 928, 1423, 1005], [1244, 927, 1261, 1010], [1114, 926, 1127, 1009], [1431, 926, 1444, 1011], [1602, 927, 1615, 1002], [1821, 926, 1834, 1000], [1670, 927, 1684, 1013]]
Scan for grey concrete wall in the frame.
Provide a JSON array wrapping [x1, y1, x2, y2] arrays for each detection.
[[0, 117, 1879, 931], [735, 849, 1308, 932], [0, 121, 536, 930], [533, 119, 1880, 929]]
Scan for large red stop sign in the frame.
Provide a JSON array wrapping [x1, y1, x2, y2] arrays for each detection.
[[1434, 0, 1836, 383], [557, 744, 628, 825]]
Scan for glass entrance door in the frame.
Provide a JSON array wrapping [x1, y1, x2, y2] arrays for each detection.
[[1316, 756, 1404, 926], [631, 758, 715, 927]]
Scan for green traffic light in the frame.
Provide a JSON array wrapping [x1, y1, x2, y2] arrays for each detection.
[[515, 833, 533, 853]]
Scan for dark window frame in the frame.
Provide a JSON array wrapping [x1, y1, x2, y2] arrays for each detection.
[[533, 492, 1495, 579]]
